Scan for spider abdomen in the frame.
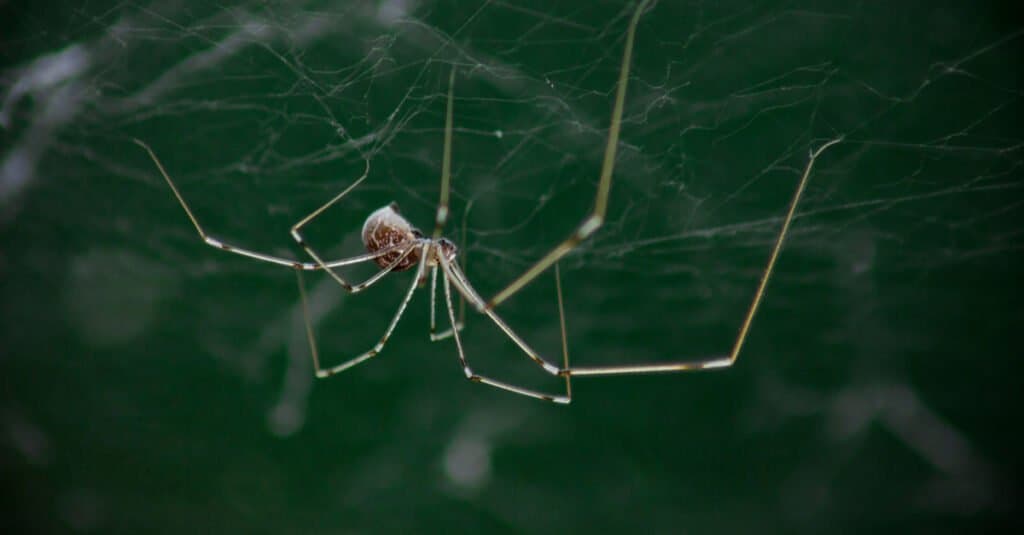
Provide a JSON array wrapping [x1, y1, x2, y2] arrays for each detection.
[[362, 203, 422, 271]]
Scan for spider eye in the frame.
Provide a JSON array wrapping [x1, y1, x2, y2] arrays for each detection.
[[438, 238, 458, 259]]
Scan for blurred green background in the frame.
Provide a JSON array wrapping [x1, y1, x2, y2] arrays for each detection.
[[2, 0, 1021, 533]]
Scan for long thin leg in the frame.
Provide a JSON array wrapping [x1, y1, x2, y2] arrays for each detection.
[[554, 263, 572, 400], [297, 244, 429, 378], [428, 213, 469, 341], [319, 242, 414, 269], [429, 265, 462, 341], [135, 138, 317, 269], [300, 243, 419, 312], [441, 258, 562, 376], [348, 243, 421, 293], [429, 265, 439, 335], [563, 138, 844, 377], [289, 158, 400, 292], [432, 67, 456, 239], [457, 204, 470, 325], [135, 138, 391, 272], [428, 69, 462, 336], [445, 138, 841, 379], [442, 262, 569, 404], [485, 0, 653, 309]]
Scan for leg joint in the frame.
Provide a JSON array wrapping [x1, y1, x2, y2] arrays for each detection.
[[204, 237, 229, 250], [576, 215, 604, 239]]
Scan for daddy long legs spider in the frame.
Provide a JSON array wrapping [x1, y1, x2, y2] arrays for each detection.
[[135, 0, 842, 404]]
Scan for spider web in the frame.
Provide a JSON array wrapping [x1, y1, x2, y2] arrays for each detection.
[[2, 0, 1021, 532]]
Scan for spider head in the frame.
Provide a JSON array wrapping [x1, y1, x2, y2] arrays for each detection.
[[436, 237, 458, 263]]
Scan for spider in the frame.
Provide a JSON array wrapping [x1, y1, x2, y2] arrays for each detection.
[[134, 0, 841, 404]]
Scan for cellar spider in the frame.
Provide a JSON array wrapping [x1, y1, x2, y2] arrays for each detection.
[[135, 0, 841, 404]]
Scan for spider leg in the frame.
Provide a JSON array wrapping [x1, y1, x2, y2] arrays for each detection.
[[428, 69, 465, 336], [441, 260, 570, 404], [350, 242, 422, 293], [136, 138, 316, 269], [561, 138, 844, 377], [432, 68, 456, 239], [136, 138, 389, 272], [289, 159, 421, 293], [429, 265, 463, 341], [554, 263, 573, 399], [441, 258, 562, 376], [485, 0, 653, 309], [319, 242, 415, 269], [296, 244, 429, 378]]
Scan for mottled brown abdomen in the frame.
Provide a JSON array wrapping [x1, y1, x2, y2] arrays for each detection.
[[361, 203, 422, 271]]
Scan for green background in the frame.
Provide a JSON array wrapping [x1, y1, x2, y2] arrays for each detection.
[[2, 0, 1020, 533]]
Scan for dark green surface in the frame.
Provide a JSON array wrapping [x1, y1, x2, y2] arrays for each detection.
[[2, 1, 1021, 533]]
